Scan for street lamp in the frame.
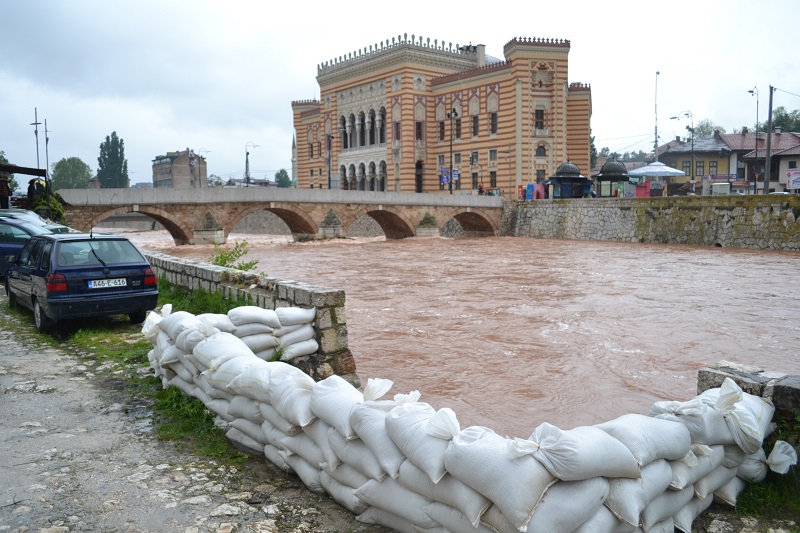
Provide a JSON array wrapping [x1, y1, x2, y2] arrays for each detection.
[[325, 134, 335, 189], [245, 141, 259, 187], [670, 111, 694, 192], [447, 107, 458, 195], [748, 88, 758, 194]]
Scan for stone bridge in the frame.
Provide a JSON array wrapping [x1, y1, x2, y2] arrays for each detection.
[[58, 188, 505, 245]]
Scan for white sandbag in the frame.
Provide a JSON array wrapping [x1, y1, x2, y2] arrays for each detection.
[[202, 355, 261, 389], [197, 312, 236, 333], [526, 477, 610, 533], [739, 440, 799, 481], [386, 403, 457, 484], [264, 443, 291, 472], [328, 462, 370, 491], [261, 418, 290, 450], [168, 375, 198, 398], [328, 427, 386, 481], [227, 306, 281, 328], [275, 306, 316, 326], [650, 397, 734, 446], [195, 373, 235, 401], [669, 444, 725, 490], [444, 426, 556, 532], [527, 423, 641, 481], [694, 466, 737, 499], [280, 339, 319, 361], [424, 501, 496, 533], [303, 418, 340, 472], [254, 348, 275, 361], [767, 440, 798, 474], [397, 459, 490, 528], [231, 322, 274, 337], [350, 400, 407, 479], [713, 475, 747, 506], [605, 458, 673, 527], [159, 310, 201, 340], [141, 310, 162, 343], [280, 430, 325, 467], [239, 333, 279, 353], [480, 504, 520, 533], [159, 344, 184, 366], [572, 505, 637, 533], [275, 323, 315, 347], [227, 359, 286, 403], [193, 332, 255, 371], [156, 329, 173, 352], [272, 323, 305, 337], [320, 470, 369, 514], [641, 485, 694, 531], [225, 427, 264, 455], [176, 350, 200, 378], [226, 395, 264, 423], [646, 517, 675, 533], [698, 378, 775, 454], [673, 495, 714, 533], [260, 402, 301, 436], [206, 398, 233, 422], [595, 413, 692, 466], [357, 506, 444, 533], [310, 374, 364, 440], [269, 367, 316, 427], [175, 327, 214, 354], [166, 361, 192, 385], [722, 443, 747, 468], [230, 417, 267, 445], [353, 478, 437, 529], [281, 452, 325, 494]]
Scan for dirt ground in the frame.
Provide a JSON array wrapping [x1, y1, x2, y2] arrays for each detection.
[[1, 301, 796, 533]]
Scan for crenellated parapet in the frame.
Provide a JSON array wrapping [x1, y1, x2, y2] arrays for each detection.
[[291, 99, 321, 107], [569, 82, 592, 91], [317, 33, 479, 75], [503, 36, 571, 51]]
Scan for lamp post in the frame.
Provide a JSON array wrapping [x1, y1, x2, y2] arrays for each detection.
[[654, 71, 659, 162], [245, 141, 259, 187], [764, 85, 775, 195], [326, 134, 335, 189], [748, 88, 758, 194], [447, 107, 458, 195], [670, 111, 694, 192]]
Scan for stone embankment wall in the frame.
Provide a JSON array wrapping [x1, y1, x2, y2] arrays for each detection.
[[143, 251, 359, 386], [503, 196, 800, 250]]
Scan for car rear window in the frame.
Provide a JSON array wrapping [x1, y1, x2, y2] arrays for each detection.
[[57, 239, 146, 266]]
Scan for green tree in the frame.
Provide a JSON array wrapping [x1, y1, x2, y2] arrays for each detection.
[[589, 131, 598, 169], [0, 150, 19, 193], [97, 131, 129, 188], [760, 106, 800, 133], [51, 156, 92, 190], [275, 168, 291, 188], [693, 119, 726, 139], [207, 174, 223, 187]]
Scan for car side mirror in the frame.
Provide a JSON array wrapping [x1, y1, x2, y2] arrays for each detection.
[[4, 254, 16, 264]]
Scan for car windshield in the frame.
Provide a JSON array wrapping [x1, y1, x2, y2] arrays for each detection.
[[56, 239, 145, 267]]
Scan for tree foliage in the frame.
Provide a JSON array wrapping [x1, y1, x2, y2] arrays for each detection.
[[97, 131, 129, 188], [51, 156, 92, 190], [760, 106, 800, 133], [693, 119, 726, 139], [275, 168, 292, 188], [207, 174, 223, 187], [0, 150, 19, 193], [590, 131, 598, 169]]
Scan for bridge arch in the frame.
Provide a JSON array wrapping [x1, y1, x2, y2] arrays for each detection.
[[87, 206, 193, 245], [226, 204, 318, 241], [438, 207, 499, 237], [343, 206, 416, 240]]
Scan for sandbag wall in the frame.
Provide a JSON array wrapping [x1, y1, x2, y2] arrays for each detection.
[[143, 307, 797, 533]]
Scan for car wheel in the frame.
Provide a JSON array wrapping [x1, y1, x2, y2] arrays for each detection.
[[33, 299, 51, 332], [129, 310, 147, 324]]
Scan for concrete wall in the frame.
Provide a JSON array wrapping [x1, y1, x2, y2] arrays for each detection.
[[504, 195, 800, 250], [143, 251, 359, 387]]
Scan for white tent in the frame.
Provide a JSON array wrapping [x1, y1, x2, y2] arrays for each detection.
[[628, 161, 685, 177]]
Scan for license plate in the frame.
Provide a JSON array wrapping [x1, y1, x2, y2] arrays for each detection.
[[88, 278, 127, 289]]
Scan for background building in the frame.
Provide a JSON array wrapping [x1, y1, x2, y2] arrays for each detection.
[[292, 35, 591, 198], [152, 149, 207, 189]]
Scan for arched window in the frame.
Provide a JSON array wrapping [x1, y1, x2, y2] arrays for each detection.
[[536, 145, 547, 157]]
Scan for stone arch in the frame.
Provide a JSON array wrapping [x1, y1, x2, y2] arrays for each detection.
[[87, 206, 193, 245], [438, 207, 499, 237], [226, 204, 318, 242], [343, 206, 417, 240]]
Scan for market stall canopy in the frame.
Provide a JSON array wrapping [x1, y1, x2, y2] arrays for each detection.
[[628, 161, 684, 177]]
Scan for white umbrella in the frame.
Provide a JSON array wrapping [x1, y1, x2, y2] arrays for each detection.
[[628, 161, 685, 177]]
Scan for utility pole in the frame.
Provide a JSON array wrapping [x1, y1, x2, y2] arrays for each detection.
[[763, 85, 775, 194], [654, 71, 659, 162]]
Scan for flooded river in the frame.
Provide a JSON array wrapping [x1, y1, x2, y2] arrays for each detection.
[[128, 230, 800, 438]]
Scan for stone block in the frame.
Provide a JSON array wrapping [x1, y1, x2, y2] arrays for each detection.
[[320, 327, 348, 353], [771, 376, 800, 412], [311, 289, 346, 308], [293, 286, 312, 306], [317, 308, 333, 329]]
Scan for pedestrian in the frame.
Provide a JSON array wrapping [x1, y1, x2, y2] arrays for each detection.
[[478, 183, 485, 195]]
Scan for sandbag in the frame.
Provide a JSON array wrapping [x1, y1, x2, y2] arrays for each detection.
[[280, 339, 319, 361], [254, 348, 276, 361], [227, 306, 281, 328], [694, 466, 737, 499], [444, 426, 556, 532], [226, 395, 264, 424], [669, 444, 725, 490], [310, 374, 364, 440], [526, 477, 610, 533], [350, 400, 407, 479], [713, 475, 747, 506], [175, 327, 214, 354], [261, 418, 290, 451], [260, 402, 301, 436], [320, 471, 369, 514], [397, 459, 490, 528], [357, 506, 444, 533], [227, 360, 288, 403], [280, 430, 324, 467], [159, 310, 200, 340], [328, 462, 370, 491], [159, 344, 184, 366], [698, 378, 775, 454], [595, 413, 692, 466], [264, 443, 291, 472], [239, 333, 279, 353], [141, 310, 162, 343], [167, 375, 197, 398], [197, 312, 236, 333], [738, 440, 798, 482], [673, 495, 714, 533], [170, 361, 194, 384], [195, 373, 235, 401], [424, 501, 496, 533], [205, 398, 233, 422], [230, 417, 267, 445], [193, 332, 255, 371], [386, 403, 458, 484], [605, 458, 673, 527], [275, 306, 316, 326], [641, 485, 693, 531], [225, 427, 263, 455], [230, 322, 274, 337], [202, 355, 261, 388], [527, 423, 640, 481], [303, 418, 340, 472], [272, 323, 305, 337], [572, 505, 637, 533], [282, 452, 325, 494], [269, 366, 316, 427], [353, 478, 437, 529], [650, 398, 734, 446], [275, 323, 315, 347], [328, 427, 386, 481]]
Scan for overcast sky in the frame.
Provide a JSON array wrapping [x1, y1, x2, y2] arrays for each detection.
[[2, 0, 799, 186]]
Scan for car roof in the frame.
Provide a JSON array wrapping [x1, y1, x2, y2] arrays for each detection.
[[34, 232, 136, 242], [0, 218, 53, 234]]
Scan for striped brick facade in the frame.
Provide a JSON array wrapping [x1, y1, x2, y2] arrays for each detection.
[[292, 35, 591, 199]]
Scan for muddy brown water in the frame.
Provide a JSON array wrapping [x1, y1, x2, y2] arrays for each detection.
[[127, 231, 800, 439]]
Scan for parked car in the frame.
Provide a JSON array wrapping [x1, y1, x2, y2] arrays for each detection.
[[5, 233, 159, 331], [0, 219, 54, 277], [0, 209, 71, 234]]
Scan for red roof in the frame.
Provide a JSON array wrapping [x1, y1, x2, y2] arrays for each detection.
[[720, 132, 800, 152]]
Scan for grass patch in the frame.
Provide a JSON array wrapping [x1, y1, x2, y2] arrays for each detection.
[[156, 277, 250, 314]]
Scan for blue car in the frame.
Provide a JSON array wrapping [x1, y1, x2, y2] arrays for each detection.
[[0, 218, 54, 277], [5, 233, 159, 331]]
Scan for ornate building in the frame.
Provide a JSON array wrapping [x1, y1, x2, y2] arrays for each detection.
[[292, 35, 591, 198], [152, 149, 207, 189]]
